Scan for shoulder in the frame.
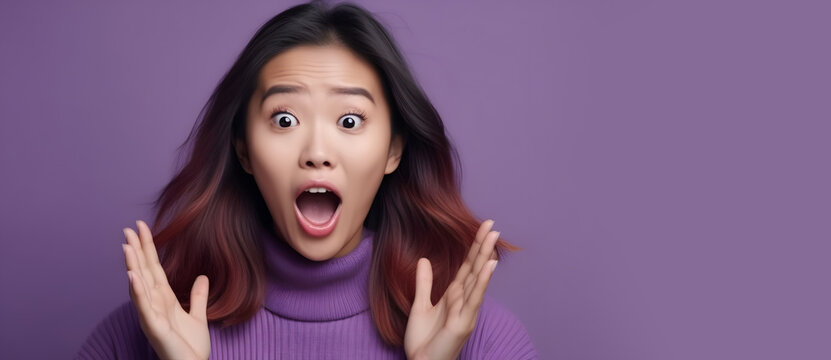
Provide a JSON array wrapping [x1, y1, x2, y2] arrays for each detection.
[[74, 300, 156, 360], [459, 295, 539, 360]]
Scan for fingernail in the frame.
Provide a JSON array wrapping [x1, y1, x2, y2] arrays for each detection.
[[127, 271, 133, 282], [489, 260, 498, 271]]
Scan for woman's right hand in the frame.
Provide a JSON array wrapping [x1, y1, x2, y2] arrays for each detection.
[[122, 220, 211, 360]]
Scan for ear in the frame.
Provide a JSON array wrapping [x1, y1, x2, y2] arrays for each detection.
[[384, 135, 404, 175], [234, 138, 253, 174]]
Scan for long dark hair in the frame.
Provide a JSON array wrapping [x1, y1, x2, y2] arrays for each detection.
[[150, 0, 519, 346]]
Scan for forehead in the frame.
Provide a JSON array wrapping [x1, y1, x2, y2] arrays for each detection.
[[257, 44, 383, 95]]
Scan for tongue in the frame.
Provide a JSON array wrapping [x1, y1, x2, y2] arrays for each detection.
[[296, 192, 339, 224]]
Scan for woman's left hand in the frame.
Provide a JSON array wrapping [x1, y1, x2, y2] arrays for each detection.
[[404, 220, 500, 360]]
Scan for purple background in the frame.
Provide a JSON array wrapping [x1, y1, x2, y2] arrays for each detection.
[[1, 0, 829, 358]]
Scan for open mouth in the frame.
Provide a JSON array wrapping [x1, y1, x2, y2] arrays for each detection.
[[294, 186, 342, 237], [295, 187, 341, 225]]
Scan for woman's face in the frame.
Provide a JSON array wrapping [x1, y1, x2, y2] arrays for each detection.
[[236, 44, 402, 261]]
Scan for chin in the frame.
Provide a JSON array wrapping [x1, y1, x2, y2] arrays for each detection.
[[285, 226, 348, 262]]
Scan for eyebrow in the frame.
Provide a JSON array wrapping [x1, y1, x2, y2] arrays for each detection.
[[260, 84, 376, 105]]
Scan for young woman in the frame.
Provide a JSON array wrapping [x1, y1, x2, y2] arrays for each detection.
[[76, 1, 537, 359]]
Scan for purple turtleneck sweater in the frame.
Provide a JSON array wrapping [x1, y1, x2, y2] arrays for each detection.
[[76, 228, 538, 359]]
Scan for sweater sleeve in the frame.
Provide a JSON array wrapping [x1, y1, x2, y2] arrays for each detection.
[[74, 300, 158, 360], [458, 295, 539, 360]]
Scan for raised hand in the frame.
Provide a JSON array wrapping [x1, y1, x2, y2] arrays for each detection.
[[122, 220, 211, 360], [404, 220, 500, 360]]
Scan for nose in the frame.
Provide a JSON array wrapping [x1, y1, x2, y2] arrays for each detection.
[[303, 156, 332, 168], [298, 122, 335, 169]]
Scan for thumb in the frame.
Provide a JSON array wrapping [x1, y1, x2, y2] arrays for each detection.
[[414, 258, 433, 308], [189, 275, 209, 322]]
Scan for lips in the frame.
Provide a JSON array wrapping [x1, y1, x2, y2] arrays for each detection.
[[294, 180, 342, 237]]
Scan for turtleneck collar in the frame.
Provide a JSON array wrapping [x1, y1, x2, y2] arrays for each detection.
[[261, 226, 374, 322]]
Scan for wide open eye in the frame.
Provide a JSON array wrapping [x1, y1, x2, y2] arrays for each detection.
[[272, 112, 298, 128], [337, 114, 364, 129]]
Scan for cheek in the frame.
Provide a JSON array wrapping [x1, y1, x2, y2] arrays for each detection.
[[249, 139, 296, 203], [344, 141, 390, 202], [345, 137, 390, 173]]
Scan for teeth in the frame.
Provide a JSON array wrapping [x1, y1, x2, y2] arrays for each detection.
[[305, 187, 328, 194]]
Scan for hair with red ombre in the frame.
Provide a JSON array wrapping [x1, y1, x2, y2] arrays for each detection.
[[148, 0, 520, 347]]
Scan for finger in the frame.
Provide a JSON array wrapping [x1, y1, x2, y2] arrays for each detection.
[[133, 221, 164, 288], [456, 222, 494, 300], [462, 259, 498, 318], [449, 283, 465, 317], [136, 220, 160, 266], [123, 227, 146, 270], [124, 227, 156, 289], [473, 219, 493, 248], [122, 243, 133, 271], [464, 230, 500, 297], [466, 229, 499, 276], [414, 258, 433, 308], [123, 243, 139, 273], [452, 220, 494, 286], [473, 230, 500, 274], [124, 244, 154, 307], [127, 269, 160, 329], [136, 220, 170, 287], [188, 275, 210, 323], [446, 280, 465, 309]]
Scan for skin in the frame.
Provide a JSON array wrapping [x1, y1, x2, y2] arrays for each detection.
[[234, 44, 402, 261], [120, 44, 499, 360]]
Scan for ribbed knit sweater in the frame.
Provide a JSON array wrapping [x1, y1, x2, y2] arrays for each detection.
[[75, 227, 538, 359]]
